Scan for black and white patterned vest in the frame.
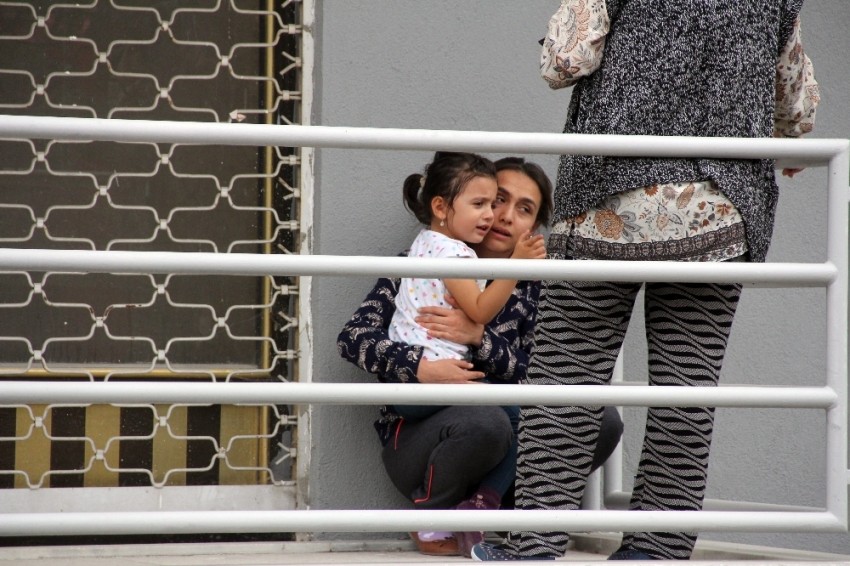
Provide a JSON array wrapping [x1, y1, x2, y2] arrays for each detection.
[[555, 0, 803, 262]]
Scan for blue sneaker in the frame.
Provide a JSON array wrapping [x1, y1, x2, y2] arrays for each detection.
[[470, 542, 555, 561], [608, 548, 657, 560]]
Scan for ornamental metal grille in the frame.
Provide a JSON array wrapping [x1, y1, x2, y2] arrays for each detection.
[[0, 1, 306, 492]]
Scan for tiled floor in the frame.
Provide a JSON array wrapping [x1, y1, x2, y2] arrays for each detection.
[[0, 540, 603, 565], [1, 537, 850, 565]]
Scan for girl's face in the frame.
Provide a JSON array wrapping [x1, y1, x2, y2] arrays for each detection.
[[432, 175, 497, 244]]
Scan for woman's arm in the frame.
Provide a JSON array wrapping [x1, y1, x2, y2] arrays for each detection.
[[337, 276, 486, 384], [541, 0, 610, 89], [774, 17, 820, 178], [469, 281, 539, 384], [417, 282, 541, 384], [774, 16, 819, 140], [336, 277, 423, 383]]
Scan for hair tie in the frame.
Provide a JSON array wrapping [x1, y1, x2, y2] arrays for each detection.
[[419, 176, 426, 190]]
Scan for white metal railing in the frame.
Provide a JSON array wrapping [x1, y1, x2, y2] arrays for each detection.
[[0, 114, 847, 538]]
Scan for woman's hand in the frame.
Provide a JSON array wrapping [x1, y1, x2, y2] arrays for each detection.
[[417, 296, 485, 346], [416, 358, 485, 383]]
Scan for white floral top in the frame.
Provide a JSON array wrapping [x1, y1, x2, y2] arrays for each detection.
[[542, 0, 820, 261], [388, 229, 485, 360]]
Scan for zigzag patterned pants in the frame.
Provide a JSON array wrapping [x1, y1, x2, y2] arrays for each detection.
[[505, 279, 742, 560]]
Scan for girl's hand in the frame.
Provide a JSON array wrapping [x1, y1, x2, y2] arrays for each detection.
[[782, 168, 805, 178], [416, 358, 485, 383], [417, 297, 485, 346], [511, 231, 547, 260]]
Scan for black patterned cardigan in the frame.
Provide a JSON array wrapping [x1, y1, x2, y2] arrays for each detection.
[[336, 275, 540, 446]]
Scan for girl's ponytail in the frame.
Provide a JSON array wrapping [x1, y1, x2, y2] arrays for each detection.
[[402, 173, 430, 224]]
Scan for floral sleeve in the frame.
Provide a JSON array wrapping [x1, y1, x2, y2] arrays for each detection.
[[774, 17, 820, 138], [336, 277, 423, 384], [468, 282, 540, 384], [541, 0, 609, 90], [470, 321, 532, 384]]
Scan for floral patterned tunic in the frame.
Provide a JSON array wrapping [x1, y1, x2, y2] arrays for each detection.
[[541, 0, 820, 261]]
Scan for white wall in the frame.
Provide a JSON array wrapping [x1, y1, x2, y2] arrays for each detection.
[[310, 0, 850, 554]]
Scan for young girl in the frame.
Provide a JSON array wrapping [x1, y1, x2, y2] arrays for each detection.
[[388, 151, 545, 420]]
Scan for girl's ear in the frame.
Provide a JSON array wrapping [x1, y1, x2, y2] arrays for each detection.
[[431, 196, 448, 221]]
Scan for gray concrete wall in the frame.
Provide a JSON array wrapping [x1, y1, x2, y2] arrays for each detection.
[[309, 0, 850, 554]]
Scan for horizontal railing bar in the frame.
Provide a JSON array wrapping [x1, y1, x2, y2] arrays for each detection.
[[0, 382, 836, 408], [0, 117, 845, 541], [0, 114, 846, 163], [0, 248, 837, 287], [0, 510, 842, 536], [604, 491, 826, 514]]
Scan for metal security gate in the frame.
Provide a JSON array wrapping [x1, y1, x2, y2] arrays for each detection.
[[0, 1, 314, 519]]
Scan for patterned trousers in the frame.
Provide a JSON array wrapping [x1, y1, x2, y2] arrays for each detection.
[[506, 279, 742, 559]]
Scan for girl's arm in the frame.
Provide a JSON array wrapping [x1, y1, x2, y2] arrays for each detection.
[[441, 231, 546, 325], [443, 277, 519, 325]]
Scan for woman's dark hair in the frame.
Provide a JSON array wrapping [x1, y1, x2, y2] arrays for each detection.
[[402, 151, 497, 225], [494, 157, 554, 227]]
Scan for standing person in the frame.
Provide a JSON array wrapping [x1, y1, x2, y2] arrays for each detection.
[[337, 156, 625, 558], [472, 0, 820, 561]]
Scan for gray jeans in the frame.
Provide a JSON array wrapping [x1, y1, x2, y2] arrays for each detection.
[[381, 404, 623, 510]]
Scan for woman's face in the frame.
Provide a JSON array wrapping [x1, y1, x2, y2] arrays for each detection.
[[476, 169, 543, 258]]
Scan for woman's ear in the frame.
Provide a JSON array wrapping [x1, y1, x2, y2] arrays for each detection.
[[431, 196, 448, 222]]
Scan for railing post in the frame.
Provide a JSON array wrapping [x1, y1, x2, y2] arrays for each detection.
[[825, 143, 850, 527]]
